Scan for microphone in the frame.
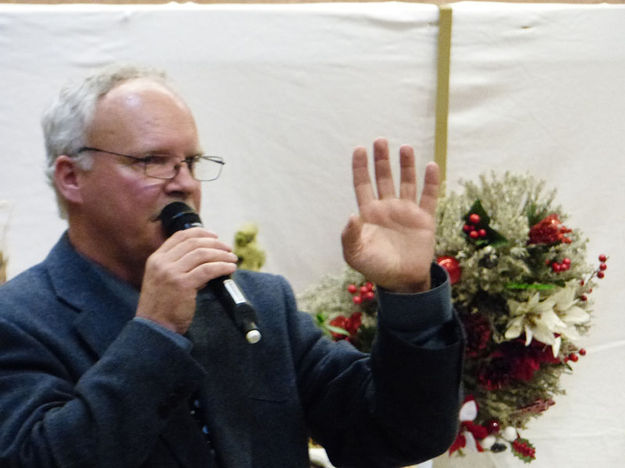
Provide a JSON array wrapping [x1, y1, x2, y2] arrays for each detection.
[[158, 201, 261, 344]]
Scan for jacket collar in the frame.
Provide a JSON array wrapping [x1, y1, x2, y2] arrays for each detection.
[[46, 233, 137, 357]]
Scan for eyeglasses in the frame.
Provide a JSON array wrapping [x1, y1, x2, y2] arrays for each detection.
[[75, 147, 225, 182]]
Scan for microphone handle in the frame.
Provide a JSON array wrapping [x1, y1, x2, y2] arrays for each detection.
[[208, 276, 261, 344]]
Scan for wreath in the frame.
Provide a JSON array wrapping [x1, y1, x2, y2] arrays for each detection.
[[298, 172, 608, 463]]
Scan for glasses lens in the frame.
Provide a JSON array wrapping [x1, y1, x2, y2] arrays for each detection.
[[193, 156, 224, 181], [143, 156, 172, 179]]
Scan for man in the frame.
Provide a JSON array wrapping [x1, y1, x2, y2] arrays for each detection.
[[0, 65, 463, 467]]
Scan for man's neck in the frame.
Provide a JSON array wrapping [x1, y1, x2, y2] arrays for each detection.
[[66, 227, 145, 289]]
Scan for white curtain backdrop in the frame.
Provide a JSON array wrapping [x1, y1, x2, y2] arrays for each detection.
[[444, 3, 625, 467], [0, 2, 623, 467]]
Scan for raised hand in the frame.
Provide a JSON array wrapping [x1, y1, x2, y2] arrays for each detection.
[[341, 138, 440, 293]]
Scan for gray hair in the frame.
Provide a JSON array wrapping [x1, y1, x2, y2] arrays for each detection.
[[41, 64, 172, 218]]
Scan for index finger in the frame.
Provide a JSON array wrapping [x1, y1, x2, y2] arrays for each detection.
[[160, 227, 219, 253], [352, 145, 376, 207]]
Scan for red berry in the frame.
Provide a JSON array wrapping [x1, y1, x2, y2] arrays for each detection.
[[597, 271, 605, 279], [478, 229, 487, 237], [437, 256, 462, 285], [470, 230, 479, 239], [599, 263, 607, 271], [347, 284, 357, 294], [360, 286, 369, 294], [599, 254, 607, 262], [580, 294, 588, 301], [352, 295, 362, 305], [486, 420, 500, 434], [580, 279, 585, 286], [469, 213, 481, 224], [463, 224, 472, 232], [569, 353, 579, 362], [365, 282, 374, 291], [364, 291, 375, 301], [562, 258, 571, 265], [579, 348, 587, 356], [552, 263, 561, 272]]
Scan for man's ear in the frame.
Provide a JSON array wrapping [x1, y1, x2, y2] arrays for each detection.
[[53, 155, 84, 205]]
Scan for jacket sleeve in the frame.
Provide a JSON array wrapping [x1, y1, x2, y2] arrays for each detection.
[[289, 264, 464, 467]]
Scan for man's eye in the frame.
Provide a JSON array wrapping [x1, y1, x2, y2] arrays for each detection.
[[184, 155, 201, 168], [141, 155, 169, 166]]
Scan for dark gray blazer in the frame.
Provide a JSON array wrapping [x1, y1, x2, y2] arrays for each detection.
[[0, 234, 463, 467]]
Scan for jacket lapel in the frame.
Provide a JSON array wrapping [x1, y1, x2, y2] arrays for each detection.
[[45, 233, 137, 357]]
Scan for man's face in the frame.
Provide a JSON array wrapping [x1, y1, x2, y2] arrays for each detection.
[[71, 79, 202, 283]]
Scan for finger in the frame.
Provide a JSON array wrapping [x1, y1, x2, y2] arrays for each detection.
[[373, 137, 396, 199], [173, 237, 235, 267], [398, 145, 417, 201], [172, 243, 238, 286], [352, 146, 375, 207], [181, 243, 238, 266], [160, 227, 219, 253], [158, 236, 234, 274], [146, 237, 238, 292], [418, 162, 441, 216], [189, 261, 238, 286]]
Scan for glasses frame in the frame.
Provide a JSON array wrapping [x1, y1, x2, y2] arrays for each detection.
[[75, 146, 225, 181]]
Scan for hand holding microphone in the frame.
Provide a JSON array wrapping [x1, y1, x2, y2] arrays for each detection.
[[158, 202, 261, 344]]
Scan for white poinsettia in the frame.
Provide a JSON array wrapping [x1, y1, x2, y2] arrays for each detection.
[[550, 281, 592, 330], [505, 293, 561, 354], [505, 283, 590, 356]]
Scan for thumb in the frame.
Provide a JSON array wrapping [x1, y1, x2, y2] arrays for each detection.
[[341, 214, 363, 262]]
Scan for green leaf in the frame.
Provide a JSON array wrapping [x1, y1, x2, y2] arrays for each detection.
[[326, 325, 350, 336], [463, 200, 509, 249], [526, 202, 549, 227], [505, 283, 556, 291], [464, 200, 491, 226], [511, 438, 536, 463]]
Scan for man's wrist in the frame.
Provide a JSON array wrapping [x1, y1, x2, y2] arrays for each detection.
[[133, 317, 193, 352], [376, 263, 451, 332]]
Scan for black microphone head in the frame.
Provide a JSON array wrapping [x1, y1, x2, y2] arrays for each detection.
[[158, 202, 203, 237]]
